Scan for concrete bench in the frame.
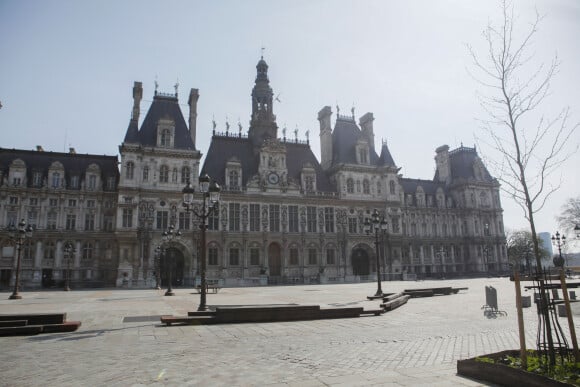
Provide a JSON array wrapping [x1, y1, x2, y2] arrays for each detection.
[[215, 305, 322, 323], [381, 295, 411, 311], [195, 285, 220, 294], [0, 320, 28, 327], [0, 325, 44, 336], [0, 313, 67, 325]]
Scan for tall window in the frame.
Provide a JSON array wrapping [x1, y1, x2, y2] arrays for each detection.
[[160, 129, 171, 147], [348, 218, 357, 234], [229, 248, 240, 266], [208, 247, 219, 266], [52, 172, 61, 188], [82, 242, 94, 261], [181, 166, 190, 184], [289, 248, 299, 266], [229, 203, 240, 231], [159, 165, 169, 183], [142, 166, 149, 182], [126, 162, 134, 180], [85, 214, 95, 231], [305, 176, 314, 191], [156, 211, 168, 230], [250, 248, 260, 266], [306, 206, 317, 233], [377, 181, 382, 194], [33, 172, 42, 187], [179, 212, 190, 230], [44, 241, 56, 260], [103, 215, 114, 231], [106, 177, 116, 190], [66, 214, 76, 230], [346, 178, 354, 193], [122, 208, 133, 228], [288, 206, 299, 232], [47, 212, 57, 230], [363, 179, 370, 194], [308, 248, 317, 265], [324, 207, 334, 233], [208, 210, 219, 231], [27, 210, 38, 229], [88, 175, 97, 190], [269, 204, 280, 232], [326, 249, 335, 265], [249, 204, 260, 232], [172, 168, 178, 183], [229, 170, 239, 189]]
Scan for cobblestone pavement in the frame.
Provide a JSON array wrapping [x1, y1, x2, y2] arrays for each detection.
[[2, 277, 578, 386]]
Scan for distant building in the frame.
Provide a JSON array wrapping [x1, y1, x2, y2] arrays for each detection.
[[538, 232, 554, 257], [0, 57, 507, 289]]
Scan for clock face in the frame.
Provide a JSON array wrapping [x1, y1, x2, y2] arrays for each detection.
[[268, 172, 279, 184]]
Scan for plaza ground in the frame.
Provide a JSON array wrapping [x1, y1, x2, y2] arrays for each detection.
[[2, 277, 579, 386]]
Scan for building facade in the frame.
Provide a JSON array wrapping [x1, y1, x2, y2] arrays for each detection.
[[0, 57, 507, 289]]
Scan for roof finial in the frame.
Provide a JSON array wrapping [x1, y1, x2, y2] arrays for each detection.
[[212, 115, 216, 135], [336, 102, 340, 116], [351, 104, 355, 119], [305, 129, 310, 144], [174, 78, 179, 97], [294, 126, 298, 142], [154, 75, 159, 96], [225, 116, 230, 134], [238, 118, 242, 136], [261, 46, 265, 59]]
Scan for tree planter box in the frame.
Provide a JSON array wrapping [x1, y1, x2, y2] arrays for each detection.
[[457, 350, 573, 387]]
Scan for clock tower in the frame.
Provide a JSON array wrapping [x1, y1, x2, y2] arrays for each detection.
[[248, 56, 278, 148]]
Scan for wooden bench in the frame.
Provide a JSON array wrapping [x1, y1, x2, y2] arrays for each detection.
[[0, 320, 27, 327]]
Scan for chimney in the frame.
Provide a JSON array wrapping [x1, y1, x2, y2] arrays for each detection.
[[318, 106, 333, 170], [188, 88, 199, 148], [69, 147, 76, 154], [132, 81, 143, 122], [359, 112, 375, 151], [36, 145, 44, 152]]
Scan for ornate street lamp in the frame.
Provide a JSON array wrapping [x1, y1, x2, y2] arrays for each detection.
[[182, 174, 221, 311], [574, 224, 580, 239], [7, 219, 33, 300], [161, 224, 181, 296], [552, 231, 566, 268], [364, 209, 388, 297], [63, 241, 75, 291]]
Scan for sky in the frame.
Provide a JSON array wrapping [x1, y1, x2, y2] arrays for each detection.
[[1, 0, 579, 246]]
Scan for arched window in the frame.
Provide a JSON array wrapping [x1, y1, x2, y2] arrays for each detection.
[[346, 178, 354, 193], [363, 179, 370, 194], [181, 166, 190, 184], [142, 166, 149, 182], [172, 168, 178, 183], [389, 180, 396, 194], [126, 162, 134, 180], [356, 180, 361, 193], [159, 165, 169, 183]]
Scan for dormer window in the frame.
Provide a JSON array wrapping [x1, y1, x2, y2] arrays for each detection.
[[70, 175, 79, 189], [157, 119, 175, 148], [52, 172, 61, 188], [160, 129, 171, 146], [305, 176, 314, 191], [355, 140, 370, 165], [229, 170, 239, 189], [126, 162, 134, 180]]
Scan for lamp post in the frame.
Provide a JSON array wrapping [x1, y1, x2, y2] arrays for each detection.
[[364, 209, 388, 297], [552, 231, 566, 269], [63, 241, 74, 291], [161, 224, 181, 296], [154, 246, 161, 290], [182, 174, 221, 311], [8, 219, 33, 300], [574, 224, 580, 239]]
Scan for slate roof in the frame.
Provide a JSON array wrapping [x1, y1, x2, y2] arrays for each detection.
[[433, 146, 494, 182], [0, 148, 119, 188], [123, 94, 195, 150], [377, 142, 397, 167], [400, 178, 444, 195], [201, 135, 335, 192]]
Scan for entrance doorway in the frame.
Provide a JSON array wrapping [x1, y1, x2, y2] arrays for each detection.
[[160, 247, 184, 287], [0, 269, 11, 289], [42, 269, 54, 288], [352, 248, 370, 276], [268, 243, 282, 276]]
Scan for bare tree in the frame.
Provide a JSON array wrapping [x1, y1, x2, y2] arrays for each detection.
[[468, 0, 579, 268], [557, 196, 580, 235]]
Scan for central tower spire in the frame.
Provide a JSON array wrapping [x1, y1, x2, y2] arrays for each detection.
[[248, 56, 277, 147]]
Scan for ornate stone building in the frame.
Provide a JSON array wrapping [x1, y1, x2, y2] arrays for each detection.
[[0, 57, 506, 289]]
